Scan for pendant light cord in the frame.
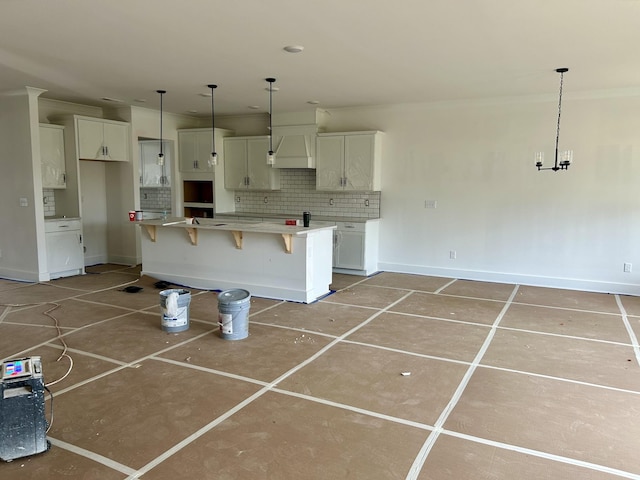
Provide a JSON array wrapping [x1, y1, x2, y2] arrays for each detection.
[[156, 90, 166, 158], [268, 80, 274, 153], [208, 84, 217, 154], [553, 69, 566, 169]]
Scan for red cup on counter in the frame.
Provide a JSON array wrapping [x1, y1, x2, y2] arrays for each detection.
[[129, 210, 136, 221]]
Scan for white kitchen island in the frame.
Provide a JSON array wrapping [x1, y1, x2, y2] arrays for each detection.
[[137, 218, 336, 303]]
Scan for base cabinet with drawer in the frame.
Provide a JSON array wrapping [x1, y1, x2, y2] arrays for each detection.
[[333, 220, 379, 276], [45, 219, 84, 279]]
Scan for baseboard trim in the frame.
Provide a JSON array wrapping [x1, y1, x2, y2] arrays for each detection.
[[377, 262, 640, 296]]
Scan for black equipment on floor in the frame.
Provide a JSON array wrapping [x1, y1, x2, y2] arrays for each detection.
[[0, 356, 49, 462]]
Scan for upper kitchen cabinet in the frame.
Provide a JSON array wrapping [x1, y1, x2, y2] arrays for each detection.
[[40, 124, 66, 189], [139, 140, 171, 187], [76, 116, 130, 161], [223, 136, 280, 190], [178, 129, 214, 173], [316, 131, 383, 191]]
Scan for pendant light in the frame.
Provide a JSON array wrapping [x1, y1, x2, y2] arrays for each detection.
[[535, 68, 573, 172], [207, 84, 218, 167], [266, 77, 276, 165], [156, 89, 166, 166]]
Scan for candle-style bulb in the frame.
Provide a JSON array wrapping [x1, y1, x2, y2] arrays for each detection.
[[267, 151, 275, 166], [157, 152, 164, 166], [209, 152, 218, 167]]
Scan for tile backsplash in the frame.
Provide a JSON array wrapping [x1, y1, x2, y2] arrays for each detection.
[[140, 187, 172, 212], [43, 189, 56, 217], [234, 169, 380, 218]]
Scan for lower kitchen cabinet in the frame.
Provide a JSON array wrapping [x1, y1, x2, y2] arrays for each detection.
[[333, 220, 379, 276], [45, 218, 84, 279]]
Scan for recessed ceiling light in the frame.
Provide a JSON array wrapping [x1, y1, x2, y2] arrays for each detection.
[[101, 97, 124, 103], [307, 100, 320, 105], [264, 86, 279, 92], [187, 110, 198, 113], [283, 45, 304, 53], [134, 98, 147, 103], [248, 105, 261, 110], [198, 92, 212, 97]]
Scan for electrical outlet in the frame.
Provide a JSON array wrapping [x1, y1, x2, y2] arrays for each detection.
[[19, 197, 28, 207], [624, 263, 632, 273], [450, 250, 456, 259], [425, 200, 437, 209], [235, 196, 241, 203]]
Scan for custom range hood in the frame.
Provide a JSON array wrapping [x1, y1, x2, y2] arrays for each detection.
[[271, 109, 327, 168]]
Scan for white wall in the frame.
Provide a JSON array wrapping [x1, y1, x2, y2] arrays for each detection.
[[318, 94, 640, 294], [0, 88, 46, 281]]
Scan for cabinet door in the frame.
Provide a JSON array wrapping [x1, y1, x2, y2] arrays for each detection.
[[140, 141, 164, 187], [102, 122, 129, 161], [46, 230, 84, 273], [194, 130, 214, 172], [344, 134, 375, 191], [179, 131, 197, 173], [179, 131, 213, 172], [77, 118, 104, 160], [40, 125, 66, 188], [223, 138, 249, 189], [246, 137, 277, 190], [334, 229, 365, 270], [77, 118, 129, 161], [316, 135, 345, 191]]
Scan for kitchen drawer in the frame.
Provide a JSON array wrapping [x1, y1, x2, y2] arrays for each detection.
[[336, 221, 366, 232], [44, 219, 81, 233]]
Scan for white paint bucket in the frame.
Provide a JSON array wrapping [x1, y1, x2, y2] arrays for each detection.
[[218, 289, 251, 340], [159, 289, 191, 333]]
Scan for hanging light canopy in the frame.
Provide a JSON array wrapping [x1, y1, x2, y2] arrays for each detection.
[[266, 77, 276, 165], [535, 68, 573, 172], [207, 84, 218, 167], [156, 89, 166, 166]]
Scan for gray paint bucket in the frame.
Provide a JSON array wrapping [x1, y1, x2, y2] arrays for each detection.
[[159, 289, 191, 332], [218, 289, 251, 340]]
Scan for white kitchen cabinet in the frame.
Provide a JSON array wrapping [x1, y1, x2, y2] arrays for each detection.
[[223, 136, 280, 190], [40, 124, 66, 189], [316, 131, 382, 191], [76, 117, 130, 161], [333, 220, 379, 276], [45, 218, 84, 279], [139, 140, 171, 187], [178, 129, 214, 173]]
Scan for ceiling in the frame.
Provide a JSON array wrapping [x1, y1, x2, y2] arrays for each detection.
[[2, 0, 640, 117]]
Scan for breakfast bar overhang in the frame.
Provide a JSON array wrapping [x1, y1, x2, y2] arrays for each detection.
[[138, 219, 337, 303]]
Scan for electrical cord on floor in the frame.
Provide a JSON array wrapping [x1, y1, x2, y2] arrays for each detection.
[[0, 300, 74, 387], [1, 274, 144, 388]]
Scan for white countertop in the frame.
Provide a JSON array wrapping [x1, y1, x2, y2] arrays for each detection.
[[136, 217, 336, 236], [215, 212, 379, 223]]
